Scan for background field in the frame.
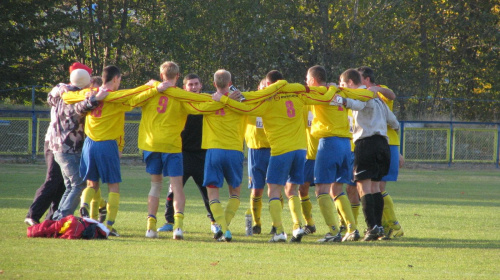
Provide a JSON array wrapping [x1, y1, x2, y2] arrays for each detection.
[[0, 164, 499, 279]]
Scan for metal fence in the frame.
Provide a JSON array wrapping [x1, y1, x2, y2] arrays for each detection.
[[0, 86, 499, 167], [0, 112, 499, 167]]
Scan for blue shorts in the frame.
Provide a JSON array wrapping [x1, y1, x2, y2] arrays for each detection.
[[346, 152, 356, 186], [314, 137, 352, 184], [143, 151, 183, 177], [381, 145, 400, 181], [304, 159, 315, 186], [267, 150, 306, 186], [203, 149, 244, 188], [80, 137, 121, 184], [248, 148, 270, 189]]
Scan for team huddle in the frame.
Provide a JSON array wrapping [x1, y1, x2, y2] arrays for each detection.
[[24, 61, 404, 243]]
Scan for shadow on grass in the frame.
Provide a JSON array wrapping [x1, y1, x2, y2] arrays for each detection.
[[390, 199, 500, 208]]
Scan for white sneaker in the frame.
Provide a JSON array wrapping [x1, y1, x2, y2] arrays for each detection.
[[292, 227, 305, 238], [24, 218, 38, 226], [269, 232, 287, 242], [290, 227, 305, 242], [211, 223, 221, 234], [173, 228, 184, 240], [145, 229, 159, 238]]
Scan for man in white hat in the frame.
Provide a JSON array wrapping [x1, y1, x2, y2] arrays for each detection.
[[49, 67, 109, 221]]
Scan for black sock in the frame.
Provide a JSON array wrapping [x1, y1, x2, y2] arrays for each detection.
[[361, 194, 375, 229], [373, 192, 384, 227]]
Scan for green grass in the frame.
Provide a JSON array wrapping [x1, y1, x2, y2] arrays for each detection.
[[0, 164, 499, 279]]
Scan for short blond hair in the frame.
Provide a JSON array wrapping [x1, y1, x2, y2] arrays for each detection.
[[213, 69, 231, 89], [160, 61, 180, 80]]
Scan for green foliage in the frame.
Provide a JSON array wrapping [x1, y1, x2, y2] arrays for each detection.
[[1, 0, 498, 119]]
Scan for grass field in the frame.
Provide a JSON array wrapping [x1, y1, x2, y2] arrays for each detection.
[[0, 164, 499, 279]]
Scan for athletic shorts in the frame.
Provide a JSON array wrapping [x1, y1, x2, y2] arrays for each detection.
[[203, 149, 244, 188], [353, 135, 391, 182], [248, 148, 271, 189], [381, 145, 400, 182], [80, 137, 121, 184], [346, 152, 356, 186], [314, 137, 352, 184], [304, 159, 315, 186], [267, 149, 306, 186], [143, 151, 183, 177]]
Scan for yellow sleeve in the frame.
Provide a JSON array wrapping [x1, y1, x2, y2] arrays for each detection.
[[240, 80, 288, 102], [220, 95, 270, 116], [162, 87, 214, 102], [183, 101, 225, 114], [301, 86, 340, 105], [123, 87, 160, 107], [103, 85, 155, 103], [340, 87, 375, 101], [62, 89, 92, 104]]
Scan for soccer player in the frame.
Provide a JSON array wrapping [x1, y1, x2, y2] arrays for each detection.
[[155, 70, 287, 241], [50, 69, 108, 221], [358, 66, 404, 239], [24, 62, 92, 226], [296, 105, 319, 235], [157, 74, 218, 234], [245, 78, 272, 235], [212, 70, 349, 243], [63, 65, 162, 236], [307, 65, 376, 242], [339, 69, 400, 241]]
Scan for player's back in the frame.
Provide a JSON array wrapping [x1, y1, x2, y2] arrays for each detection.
[[261, 91, 307, 156], [85, 101, 130, 142], [139, 94, 189, 153], [245, 116, 270, 149], [202, 107, 246, 152]]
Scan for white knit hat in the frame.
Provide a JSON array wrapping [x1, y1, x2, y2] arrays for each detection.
[[70, 69, 91, 89]]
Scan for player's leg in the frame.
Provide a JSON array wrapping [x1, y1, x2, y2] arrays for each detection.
[[26, 142, 65, 225], [380, 145, 404, 238], [146, 174, 162, 238], [188, 151, 216, 229], [353, 137, 379, 241], [203, 149, 226, 240], [222, 150, 244, 232], [300, 159, 316, 234], [96, 140, 122, 236], [332, 183, 359, 241], [250, 188, 264, 234], [52, 152, 86, 220], [247, 148, 269, 234], [78, 137, 99, 218]]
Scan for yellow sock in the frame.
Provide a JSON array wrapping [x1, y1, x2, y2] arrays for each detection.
[[106, 192, 120, 230], [334, 193, 358, 232], [90, 188, 101, 220], [250, 194, 262, 226], [224, 195, 240, 226], [382, 191, 399, 227], [147, 215, 157, 231], [173, 212, 184, 230], [317, 193, 339, 234], [351, 203, 360, 225], [209, 200, 227, 232], [300, 195, 315, 226], [288, 195, 303, 230], [269, 198, 284, 233], [80, 187, 95, 209]]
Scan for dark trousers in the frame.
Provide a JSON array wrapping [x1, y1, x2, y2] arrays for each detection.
[[164, 151, 214, 223], [25, 142, 66, 222]]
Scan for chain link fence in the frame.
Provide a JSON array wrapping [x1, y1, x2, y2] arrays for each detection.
[[0, 86, 499, 166]]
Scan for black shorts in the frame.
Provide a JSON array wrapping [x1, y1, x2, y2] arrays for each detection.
[[353, 135, 391, 182]]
